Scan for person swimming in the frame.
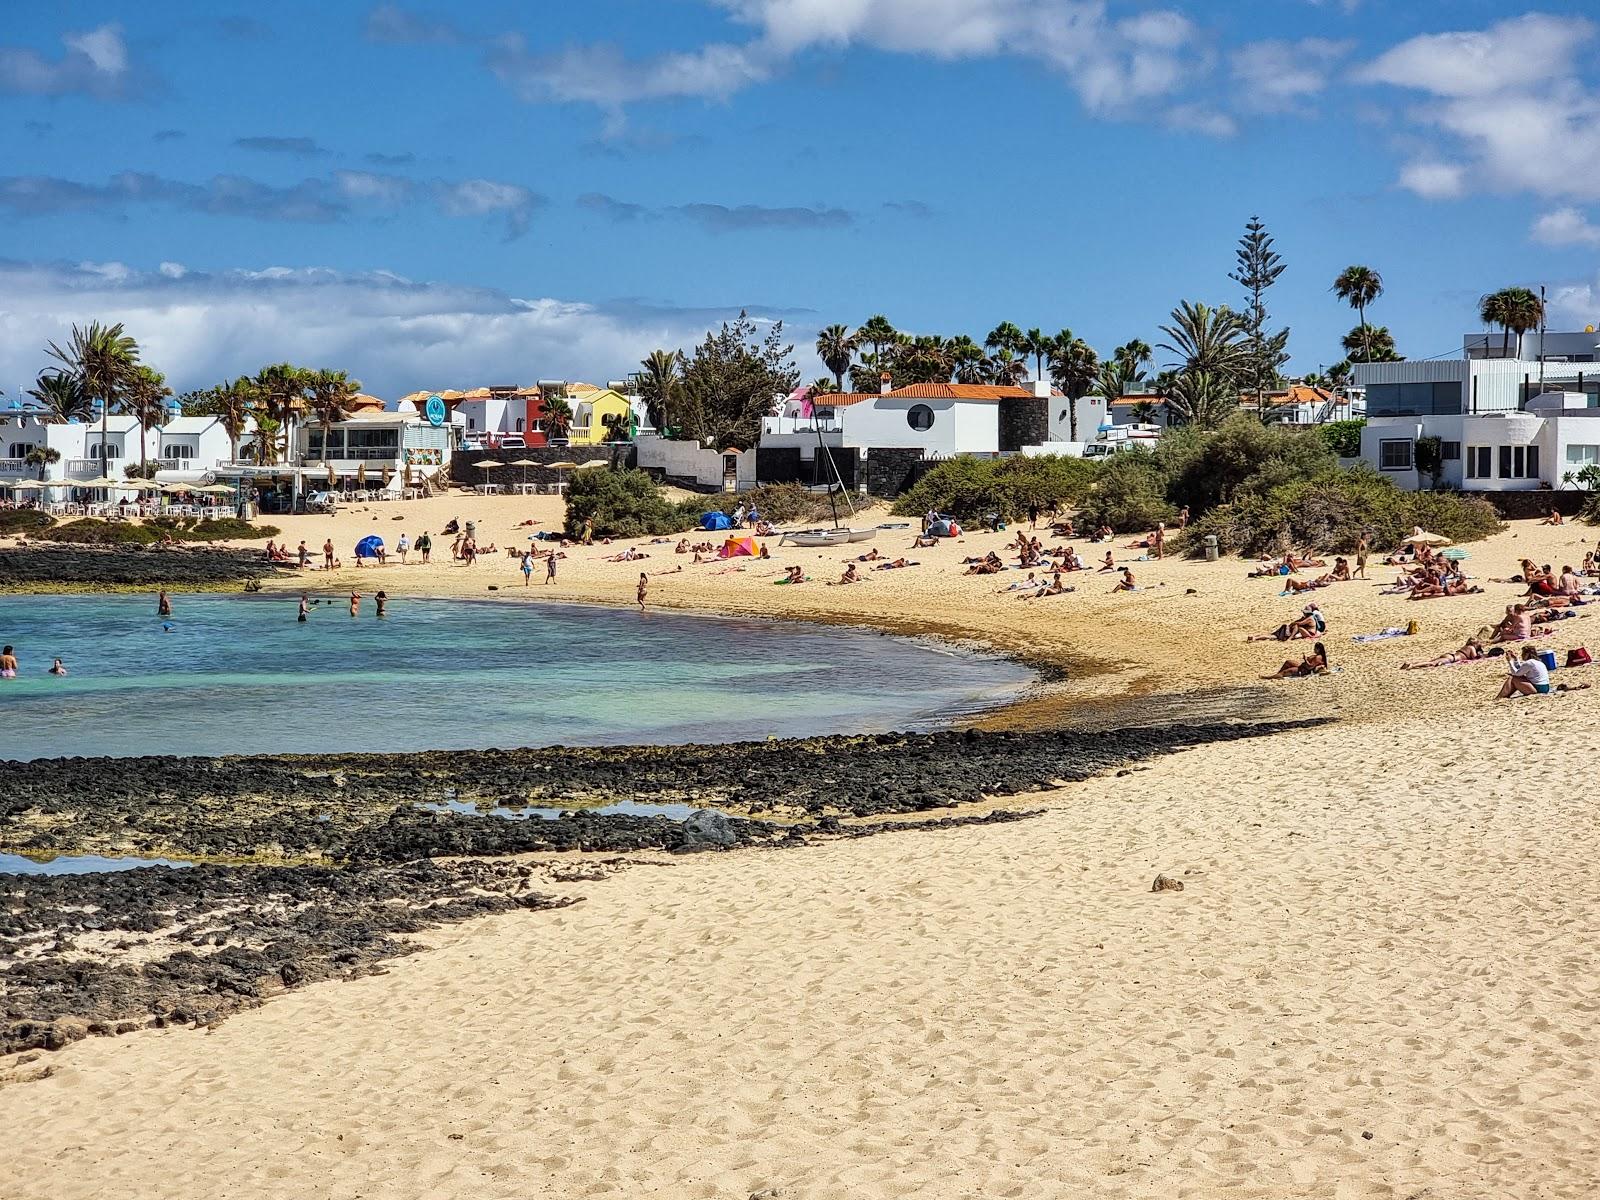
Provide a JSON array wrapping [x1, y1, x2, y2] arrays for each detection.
[[0, 645, 17, 678], [48, 658, 67, 676]]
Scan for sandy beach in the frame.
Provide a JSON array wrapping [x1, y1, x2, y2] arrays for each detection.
[[4, 492, 1599, 1197]]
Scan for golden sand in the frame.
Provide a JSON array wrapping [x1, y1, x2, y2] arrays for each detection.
[[2, 492, 1598, 1198]]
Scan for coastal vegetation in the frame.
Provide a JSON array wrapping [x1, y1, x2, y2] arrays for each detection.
[[25, 516, 279, 545], [892, 456, 1098, 523]]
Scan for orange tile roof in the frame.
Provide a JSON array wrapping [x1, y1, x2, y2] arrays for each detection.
[[812, 383, 1036, 407]]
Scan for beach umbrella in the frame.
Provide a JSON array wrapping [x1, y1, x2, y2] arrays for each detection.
[[472, 458, 502, 490], [382, 466, 393, 488], [1442, 548, 1470, 561], [325, 462, 337, 488], [356, 461, 367, 489], [1404, 530, 1451, 546], [575, 459, 609, 470], [507, 457, 538, 488]]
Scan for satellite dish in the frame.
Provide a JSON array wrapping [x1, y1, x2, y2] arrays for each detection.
[[424, 395, 447, 427]]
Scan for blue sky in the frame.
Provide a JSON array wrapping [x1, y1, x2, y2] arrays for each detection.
[[2, 2, 1599, 397]]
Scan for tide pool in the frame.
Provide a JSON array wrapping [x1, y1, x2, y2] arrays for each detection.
[[0, 594, 1030, 761]]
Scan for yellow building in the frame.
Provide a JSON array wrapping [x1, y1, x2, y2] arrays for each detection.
[[565, 383, 636, 446]]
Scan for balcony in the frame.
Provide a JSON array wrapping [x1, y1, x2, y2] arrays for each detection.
[[0, 458, 27, 475]]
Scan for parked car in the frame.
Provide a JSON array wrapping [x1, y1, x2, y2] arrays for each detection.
[[500, 435, 526, 449]]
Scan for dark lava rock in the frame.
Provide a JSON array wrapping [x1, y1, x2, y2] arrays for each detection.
[[0, 544, 293, 589], [681, 810, 736, 850]]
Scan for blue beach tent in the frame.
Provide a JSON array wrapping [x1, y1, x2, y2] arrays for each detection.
[[355, 535, 384, 559], [700, 511, 733, 531]]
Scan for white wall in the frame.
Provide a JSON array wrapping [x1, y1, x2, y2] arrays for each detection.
[[838, 398, 1000, 453], [634, 435, 756, 490], [1046, 394, 1108, 443]]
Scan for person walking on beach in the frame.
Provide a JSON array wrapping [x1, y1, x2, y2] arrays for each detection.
[[546, 551, 557, 585], [582, 516, 595, 545], [417, 532, 432, 564], [521, 552, 534, 586], [157, 589, 172, 617], [1152, 523, 1165, 560], [349, 591, 361, 618], [397, 533, 410, 564], [297, 540, 310, 569], [323, 538, 335, 570], [298, 592, 310, 623], [375, 590, 388, 618], [1355, 534, 1370, 580], [1178, 505, 1190, 529], [637, 571, 649, 611], [1, 646, 18, 678]]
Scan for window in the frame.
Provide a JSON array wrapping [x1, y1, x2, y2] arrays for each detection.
[[467, 417, 476, 430], [514, 417, 524, 432], [1498, 444, 1540, 479], [7, 442, 37, 458], [1466, 446, 1492, 479], [1441, 441, 1461, 461], [90, 443, 120, 460], [162, 444, 193, 460], [906, 404, 935, 431], [1379, 438, 1413, 470], [1565, 444, 1600, 468], [1365, 381, 1462, 417]]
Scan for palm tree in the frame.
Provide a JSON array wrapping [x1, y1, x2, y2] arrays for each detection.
[[985, 348, 1027, 386], [1341, 324, 1400, 363], [307, 368, 361, 461], [124, 365, 172, 474], [1093, 360, 1132, 411], [1478, 289, 1512, 358], [1114, 339, 1153, 379], [1157, 300, 1249, 380], [809, 377, 838, 395], [1161, 369, 1237, 429], [24, 445, 60, 481], [544, 396, 573, 442], [254, 363, 311, 463], [948, 336, 987, 384], [1048, 337, 1099, 442], [900, 335, 954, 384], [984, 322, 1026, 362], [815, 324, 856, 392], [856, 315, 897, 366], [215, 377, 255, 463], [25, 370, 93, 423], [637, 349, 682, 434], [1501, 286, 1544, 359], [1332, 266, 1384, 363], [44, 321, 141, 467], [1023, 327, 1054, 381]]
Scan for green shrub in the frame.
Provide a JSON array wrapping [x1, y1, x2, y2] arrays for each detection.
[[702, 482, 838, 524], [564, 467, 697, 538], [1319, 418, 1366, 458], [1074, 450, 1176, 531], [891, 454, 1098, 522], [0, 509, 54, 535], [1156, 415, 1336, 514], [34, 517, 279, 546], [184, 518, 278, 541], [1181, 468, 1501, 556]]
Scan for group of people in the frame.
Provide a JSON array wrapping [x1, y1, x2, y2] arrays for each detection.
[[0, 645, 67, 678]]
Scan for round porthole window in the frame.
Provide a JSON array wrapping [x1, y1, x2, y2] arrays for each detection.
[[907, 404, 935, 431]]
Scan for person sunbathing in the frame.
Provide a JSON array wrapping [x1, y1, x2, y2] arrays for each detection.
[[829, 563, 866, 585], [1112, 567, 1137, 592], [675, 539, 690, 554], [1402, 638, 1487, 669], [1497, 645, 1552, 698], [856, 548, 883, 562], [1264, 642, 1329, 679], [1248, 604, 1325, 642], [1050, 518, 1076, 538], [1541, 507, 1564, 526], [1029, 571, 1074, 599], [1490, 604, 1535, 643], [874, 557, 917, 570], [964, 553, 1005, 576], [1097, 551, 1115, 572], [998, 572, 1041, 593], [778, 565, 807, 584], [753, 520, 775, 536]]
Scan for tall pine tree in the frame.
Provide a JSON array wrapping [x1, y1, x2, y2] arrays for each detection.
[[1228, 217, 1290, 413]]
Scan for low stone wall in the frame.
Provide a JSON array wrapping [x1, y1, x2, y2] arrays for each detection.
[[998, 397, 1048, 453], [448, 444, 634, 487]]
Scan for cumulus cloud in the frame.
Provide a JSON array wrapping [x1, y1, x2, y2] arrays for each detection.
[[1229, 37, 1351, 112], [370, 0, 1210, 126], [1360, 14, 1600, 202], [1162, 104, 1237, 138], [577, 193, 852, 232], [0, 259, 806, 398], [0, 23, 144, 99], [1532, 208, 1600, 248], [0, 171, 543, 238]]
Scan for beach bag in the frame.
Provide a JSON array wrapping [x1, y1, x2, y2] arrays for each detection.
[[1405, 619, 1420, 636], [1567, 647, 1592, 667]]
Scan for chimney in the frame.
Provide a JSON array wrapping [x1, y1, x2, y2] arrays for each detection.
[[880, 371, 892, 396]]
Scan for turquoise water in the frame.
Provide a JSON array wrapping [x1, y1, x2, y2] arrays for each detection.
[[0, 594, 1030, 761]]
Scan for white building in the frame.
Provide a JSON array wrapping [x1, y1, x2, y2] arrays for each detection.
[[0, 408, 246, 490], [1354, 330, 1600, 491]]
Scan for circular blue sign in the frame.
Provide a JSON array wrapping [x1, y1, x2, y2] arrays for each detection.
[[424, 395, 446, 427]]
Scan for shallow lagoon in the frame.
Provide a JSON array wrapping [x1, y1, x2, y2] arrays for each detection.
[[0, 594, 1031, 761]]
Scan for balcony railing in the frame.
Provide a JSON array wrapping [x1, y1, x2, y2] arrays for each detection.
[[0, 459, 27, 475]]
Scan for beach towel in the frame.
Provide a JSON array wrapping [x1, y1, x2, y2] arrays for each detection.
[[1350, 627, 1411, 643]]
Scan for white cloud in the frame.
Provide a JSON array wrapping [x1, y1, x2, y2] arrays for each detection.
[[1229, 37, 1351, 112], [0, 261, 804, 400], [0, 23, 140, 98], [1163, 104, 1237, 138], [1360, 13, 1589, 98], [1544, 277, 1600, 331], [1397, 160, 1466, 200], [1531, 207, 1600, 247], [1360, 14, 1600, 202]]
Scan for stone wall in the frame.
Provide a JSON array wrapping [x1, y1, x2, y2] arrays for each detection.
[[997, 397, 1048, 452], [866, 447, 928, 498], [448, 444, 634, 487]]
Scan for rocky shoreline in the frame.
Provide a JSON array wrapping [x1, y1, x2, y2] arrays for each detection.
[[0, 717, 1327, 1061], [0, 545, 292, 590]]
